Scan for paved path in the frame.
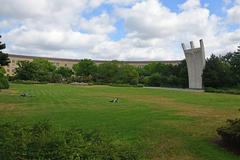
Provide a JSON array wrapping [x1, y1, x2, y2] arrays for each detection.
[[144, 87, 204, 92]]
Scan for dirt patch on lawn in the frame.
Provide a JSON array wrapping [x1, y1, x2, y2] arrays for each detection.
[[0, 103, 18, 111], [144, 136, 198, 160], [131, 95, 233, 118], [131, 95, 239, 138], [0, 89, 18, 95]]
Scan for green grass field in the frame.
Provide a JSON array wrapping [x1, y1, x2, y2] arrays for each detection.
[[0, 84, 240, 159]]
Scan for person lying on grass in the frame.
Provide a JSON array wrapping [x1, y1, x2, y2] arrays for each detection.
[[20, 92, 32, 97], [109, 98, 119, 103]]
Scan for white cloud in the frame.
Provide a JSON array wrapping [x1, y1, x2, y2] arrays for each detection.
[[115, 0, 237, 58], [79, 13, 116, 34], [90, 0, 140, 7], [6, 28, 107, 52], [227, 0, 240, 24], [0, 0, 240, 60], [0, 20, 16, 30], [116, 0, 217, 40], [179, 0, 201, 10]]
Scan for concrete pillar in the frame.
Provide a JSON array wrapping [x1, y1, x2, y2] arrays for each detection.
[[190, 41, 194, 49], [181, 43, 186, 50]]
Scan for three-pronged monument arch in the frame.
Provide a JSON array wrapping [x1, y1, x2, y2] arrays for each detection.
[[182, 39, 206, 89]]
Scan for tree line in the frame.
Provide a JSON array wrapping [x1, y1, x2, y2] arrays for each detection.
[[12, 58, 189, 87], [12, 49, 239, 89], [203, 49, 240, 88]]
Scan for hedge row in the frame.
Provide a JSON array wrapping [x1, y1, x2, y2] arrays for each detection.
[[205, 87, 240, 95], [0, 121, 140, 160]]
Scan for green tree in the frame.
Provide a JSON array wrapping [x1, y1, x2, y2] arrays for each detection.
[[15, 61, 38, 80], [49, 72, 62, 83], [0, 35, 10, 66], [143, 62, 173, 76], [203, 54, 233, 88], [97, 61, 122, 83], [146, 73, 162, 86], [223, 51, 240, 86], [0, 72, 9, 89], [136, 67, 144, 83], [0, 35, 9, 89], [0, 67, 5, 74], [142, 62, 157, 76], [118, 64, 139, 85], [154, 63, 173, 77], [33, 58, 56, 72], [142, 61, 188, 88], [15, 59, 56, 82], [167, 75, 180, 87], [73, 59, 97, 81], [56, 67, 73, 79], [173, 60, 188, 88], [32, 59, 56, 82]]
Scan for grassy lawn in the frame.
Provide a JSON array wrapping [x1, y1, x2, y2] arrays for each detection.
[[0, 84, 240, 159]]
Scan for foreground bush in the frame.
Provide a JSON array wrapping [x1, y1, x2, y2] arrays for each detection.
[[0, 121, 140, 160], [217, 112, 240, 148]]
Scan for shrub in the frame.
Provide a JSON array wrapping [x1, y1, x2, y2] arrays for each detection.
[[73, 59, 97, 80], [146, 73, 161, 86], [97, 61, 121, 83], [217, 111, 240, 148], [118, 65, 139, 85], [0, 121, 140, 160], [136, 84, 144, 87], [205, 87, 240, 95], [0, 73, 9, 89], [93, 82, 109, 85], [49, 73, 62, 83], [12, 80, 48, 84], [70, 75, 93, 83], [110, 83, 144, 88], [110, 83, 132, 87]]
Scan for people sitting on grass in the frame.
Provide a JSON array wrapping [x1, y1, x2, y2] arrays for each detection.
[[20, 92, 32, 97], [110, 98, 119, 103]]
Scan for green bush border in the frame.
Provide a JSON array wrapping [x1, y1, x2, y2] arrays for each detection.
[[205, 87, 240, 95], [12, 80, 48, 84]]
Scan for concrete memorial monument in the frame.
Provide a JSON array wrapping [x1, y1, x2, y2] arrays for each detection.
[[182, 39, 206, 89]]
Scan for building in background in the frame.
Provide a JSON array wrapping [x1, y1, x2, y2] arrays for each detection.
[[4, 54, 181, 76]]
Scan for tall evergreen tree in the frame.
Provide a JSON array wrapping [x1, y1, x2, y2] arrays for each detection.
[[203, 54, 233, 88], [0, 35, 10, 66], [0, 36, 10, 89]]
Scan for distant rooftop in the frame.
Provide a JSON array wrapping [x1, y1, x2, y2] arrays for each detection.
[[8, 54, 182, 64]]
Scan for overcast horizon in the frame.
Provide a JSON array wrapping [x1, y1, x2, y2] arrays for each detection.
[[0, 0, 240, 61]]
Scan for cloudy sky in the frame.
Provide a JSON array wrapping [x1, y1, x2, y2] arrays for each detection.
[[0, 0, 240, 60]]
